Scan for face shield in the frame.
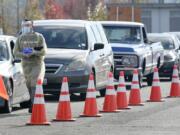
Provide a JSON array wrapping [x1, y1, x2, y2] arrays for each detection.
[[21, 21, 33, 34]]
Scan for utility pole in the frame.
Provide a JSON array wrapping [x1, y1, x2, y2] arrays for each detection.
[[1, 0, 4, 33], [116, 6, 119, 21], [131, 0, 135, 22], [17, 0, 20, 31]]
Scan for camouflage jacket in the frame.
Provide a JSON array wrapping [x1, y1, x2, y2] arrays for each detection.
[[13, 32, 47, 64]]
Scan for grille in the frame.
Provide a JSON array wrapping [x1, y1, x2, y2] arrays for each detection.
[[113, 54, 124, 66], [45, 64, 63, 74]]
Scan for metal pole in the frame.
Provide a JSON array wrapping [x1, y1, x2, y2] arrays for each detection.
[[131, 0, 135, 22], [1, 0, 4, 32], [116, 6, 119, 21], [17, 0, 20, 31]]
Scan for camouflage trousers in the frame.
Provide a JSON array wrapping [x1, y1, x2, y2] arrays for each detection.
[[22, 61, 45, 105]]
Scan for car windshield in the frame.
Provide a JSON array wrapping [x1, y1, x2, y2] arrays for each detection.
[[103, 26, 141, 44], [34, 26, 88, 50], [148, 36, 175, 50], [0, 41, 9, 61]]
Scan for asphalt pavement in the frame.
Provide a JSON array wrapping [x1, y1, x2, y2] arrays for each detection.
[[0, 80, 180, 135]]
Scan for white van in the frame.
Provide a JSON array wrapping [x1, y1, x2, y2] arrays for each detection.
[[33, 20, 114, 99]]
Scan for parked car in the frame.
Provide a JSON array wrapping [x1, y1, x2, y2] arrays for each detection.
[[33, 20, 114, 98], [0, 35, 30, 113], [168, 32, 180, 41], [148, 33, 180, 78], [100, 21, 164, 86]]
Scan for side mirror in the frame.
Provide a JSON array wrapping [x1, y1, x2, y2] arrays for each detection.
[[144, 38, 148, 44], [13, 59, 21, 63], [94, 43, 104, 51]]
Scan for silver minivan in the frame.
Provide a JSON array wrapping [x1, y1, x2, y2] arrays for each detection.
[[33, 20, 114, 99]]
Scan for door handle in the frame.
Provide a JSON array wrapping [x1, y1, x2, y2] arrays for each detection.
[[100, 54, 105, 57]]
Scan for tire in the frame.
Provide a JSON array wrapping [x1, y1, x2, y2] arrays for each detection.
[[20, 100, 30, 108], [80, 93, 86, 101], [1, 80, 13, 113], [146, 73, 153, 86], [177, 62, 180, 78], [138, 72, 143, 88], [99, 89, 106, 97]]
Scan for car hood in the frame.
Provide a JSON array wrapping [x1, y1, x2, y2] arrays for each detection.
[[0, 61, 10, 77], [164, 50, 175, 56], [45, 49, 88, 64], [109, 43, 143, 53]]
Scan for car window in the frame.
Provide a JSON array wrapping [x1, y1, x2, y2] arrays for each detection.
[[90, 25, 102, 43], [148, 36, 175, 50], [95, 23, 108, 43], [34, 26, 88, 50], [0, 41, 9, 61], [86, 25, 97, 44], [103, 25, 141, 44]]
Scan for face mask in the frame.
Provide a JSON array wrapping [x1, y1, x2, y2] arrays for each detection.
[[22, 26, 31, 34]]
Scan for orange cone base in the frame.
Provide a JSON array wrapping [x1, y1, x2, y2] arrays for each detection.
[[168, 83, 180, 97], [148, 87, 164, 102], [118, 107, 132, 110], [129, 89, 143, 106], [101, 95, 120, 113], [147, 99, 165, 102], [53, 118, 76, 122], [26, 122, 51, 125], [27, 105, 50, 125], [80, 98, 101, 117], [54, 101, 75, 121], [100, 110, 121, 113], [80, 113, 102, 117], [129, 103, 145, 106], [117, 92, 130, 109]]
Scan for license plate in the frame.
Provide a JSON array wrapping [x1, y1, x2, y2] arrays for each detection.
[[43, 78, 47, 85]]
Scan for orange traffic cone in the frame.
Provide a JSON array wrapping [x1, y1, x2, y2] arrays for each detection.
[[0, 75, 9, 100], [129, 70, 144, 106], [117, 71, 131, 109], [80, 73, 102, 117], [27, 79, 50, 125], [53, 77, 75, 121], [168, 65, 180, 97], [148, 67, 164, 102], [101, 72, 120, 112]]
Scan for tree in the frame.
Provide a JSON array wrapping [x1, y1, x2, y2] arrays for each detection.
[[24, 0, 43, 20], [87, 1, 107, 21], [44, 0, 64, 19]]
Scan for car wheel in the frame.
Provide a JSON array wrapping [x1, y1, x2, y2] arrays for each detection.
[[80, 93, 86, 101], [138, 72, 143, 88], [146, 73, 153, 86], [178, 63, 180, 77], [1, 80, 13, 113], [20, 100, 30, 108], [99, 89, 106, 97]]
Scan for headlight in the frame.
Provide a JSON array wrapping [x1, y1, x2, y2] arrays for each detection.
[[164, 54, 175, 62], [122, 55, 138, 67], [65, 60, 86, 72]]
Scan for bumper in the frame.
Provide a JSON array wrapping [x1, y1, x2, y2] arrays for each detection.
[[114, 67, 142, 80], [159, 61, 175, 77], [43, 70, 89, 94]]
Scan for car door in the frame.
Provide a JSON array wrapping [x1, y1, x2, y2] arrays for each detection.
[[86, 24, 104, 87], [94, 23, 112, 81], [142, 27, 153, 73], [90, 24, 108, 85], [9, 39, 29, 103]]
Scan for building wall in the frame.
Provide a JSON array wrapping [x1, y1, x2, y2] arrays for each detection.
[[141, 8, 180, 33], [107, 7, 141, 22]]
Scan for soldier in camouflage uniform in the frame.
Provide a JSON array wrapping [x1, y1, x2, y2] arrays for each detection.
[[13, 20, 47, 113]]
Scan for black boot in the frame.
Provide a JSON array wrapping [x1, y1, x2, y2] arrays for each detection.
[[28, 102, 32, 113]]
